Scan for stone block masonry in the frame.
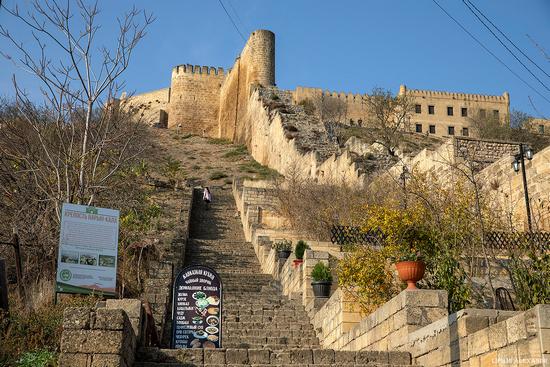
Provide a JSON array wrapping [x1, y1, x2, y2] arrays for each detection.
[[58, 299, 143, 367], [407, 305, 550, 367], [143, 187, 194, 346]]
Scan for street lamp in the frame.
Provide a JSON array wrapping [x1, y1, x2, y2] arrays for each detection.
[[512, 144, 534, 232]]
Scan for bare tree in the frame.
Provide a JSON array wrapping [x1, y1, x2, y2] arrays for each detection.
[[365, 87, 414, 155], [311, 94, 348, 123], [0, 0, 154, 209]]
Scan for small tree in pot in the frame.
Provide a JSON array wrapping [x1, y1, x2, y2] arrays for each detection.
[[293, 240, 309, 267], [273, 239, 292, 259], [311, 262, 333, 298]]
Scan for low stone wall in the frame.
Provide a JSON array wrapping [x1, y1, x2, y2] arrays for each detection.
[[407, 306, 549, 367], [58, 299, 143, 367], [143, 187, 194, 346], [311, 288, 364, 348]]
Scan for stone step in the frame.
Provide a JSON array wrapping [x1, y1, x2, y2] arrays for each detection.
[[223, 329, 317, 338], [135, 348, 414, 366], [222, 322, 314, 331]]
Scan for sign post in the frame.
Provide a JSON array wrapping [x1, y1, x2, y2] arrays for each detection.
[[171, 265, 223, 349], [56, 203, 119, 297]]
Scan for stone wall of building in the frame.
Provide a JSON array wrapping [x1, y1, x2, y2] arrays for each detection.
[[477, 144, 550, 230], [402, 85, 510, 138], [218, 30, 275, 142], [293, 86, 368, 124], [121, 88, 170, 126], [291, 85, 510, 138], [168, 65, 225, 134]]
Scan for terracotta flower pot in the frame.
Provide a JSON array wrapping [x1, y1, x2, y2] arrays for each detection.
[[293, 259, 303, 268], [395, 261, 426, 290]]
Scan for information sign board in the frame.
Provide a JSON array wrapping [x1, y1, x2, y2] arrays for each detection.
[[56, 203, 119, 296]]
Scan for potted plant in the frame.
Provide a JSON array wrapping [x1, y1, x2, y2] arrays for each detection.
[[293, 240, 309, 267], [273, 239, 292, 259], [394, 249, 425, 290], [311, 262, 333, 298]]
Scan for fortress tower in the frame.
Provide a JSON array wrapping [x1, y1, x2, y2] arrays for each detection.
[[164, 30, 275, 137]]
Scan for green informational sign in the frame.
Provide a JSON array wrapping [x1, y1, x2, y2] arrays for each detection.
[[56, 203, 119, 296]]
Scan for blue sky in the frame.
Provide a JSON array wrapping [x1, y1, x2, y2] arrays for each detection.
[[1, 0, 549, 117]]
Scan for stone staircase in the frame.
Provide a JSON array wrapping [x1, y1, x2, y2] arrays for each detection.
[[134, 188, 417, 366]]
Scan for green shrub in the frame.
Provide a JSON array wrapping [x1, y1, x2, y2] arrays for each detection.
[[510, 251, 550, 310], [0, 296, 98, 366], [16, 349, 56, 367], [337, 246, 399, 314], [311, 262, 333, 282], [424, 248, 471, 313], [295, 240, 309, 260], [272, 239, 292, 252]]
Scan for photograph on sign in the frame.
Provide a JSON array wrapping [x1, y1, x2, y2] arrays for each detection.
[[56, 203, 119, 296], [171, 265, 223, 349]]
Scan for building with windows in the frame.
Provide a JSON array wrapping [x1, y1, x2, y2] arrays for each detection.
[[292, 85, 510, 138], [400, 85, 510, 138]]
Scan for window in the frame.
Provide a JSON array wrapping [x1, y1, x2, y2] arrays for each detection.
[[447, 106, 454, 116], [461, 107, 468, 117], [462, 127, 469, 137], [493, 110, 499, 118], [428, 105, 435, 115], [539, 125, 545, 134], [448, 126, 455, 135], [415, 123, 423, 133], [479, 109, 486, 118], [429, 125, 436, 134], [415, 104, 422, 114]]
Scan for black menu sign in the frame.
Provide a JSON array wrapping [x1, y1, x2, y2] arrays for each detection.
[[171, 265, 223, 349]]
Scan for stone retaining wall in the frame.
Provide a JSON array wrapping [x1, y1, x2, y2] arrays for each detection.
[[58, 299, 143, 367], [406, 306, 550, 367], [143, 187, 194, 346]]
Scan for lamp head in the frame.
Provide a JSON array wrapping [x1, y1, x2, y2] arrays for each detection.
[[512, 159, 520, 173], [525, 147, 534, 160]]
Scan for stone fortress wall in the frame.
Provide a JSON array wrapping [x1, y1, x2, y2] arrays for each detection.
[[123, 28, 510, 140], [121, 88, 170, 126]]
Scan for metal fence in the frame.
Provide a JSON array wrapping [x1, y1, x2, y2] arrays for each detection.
[[330, 225, 550, 251]]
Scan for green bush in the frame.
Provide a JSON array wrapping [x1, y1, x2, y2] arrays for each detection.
[[272, 239, 292, 252], [295, 240, 309, 260], [311, 262, 333, 282], [510, 251, 550, 310], [0, 296, 98, 366], [425, 248, 471, 313], [16, 349, 56, 367]]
